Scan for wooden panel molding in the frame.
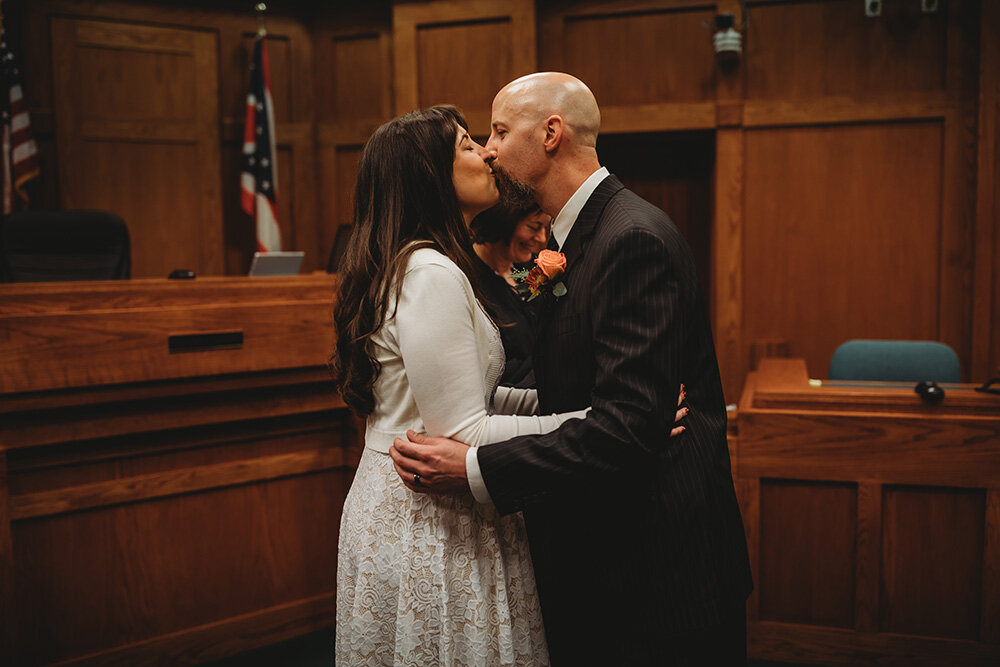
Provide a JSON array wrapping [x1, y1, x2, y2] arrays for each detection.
[[393, 0, 537, 131], [879, 485, 986, 640], [745, 0, 949, 100], [51, 16, 224, 279], [0, 276, 338, 395], [758, 480, 857, 628], [743, 121, 947, 381], [11, 448, 348, 521]]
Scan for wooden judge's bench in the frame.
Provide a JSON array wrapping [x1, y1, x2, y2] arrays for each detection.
[[0, 275, 357, 665], [737, 359, 1000, 666]]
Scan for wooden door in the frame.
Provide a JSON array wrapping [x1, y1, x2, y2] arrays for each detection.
[[51, 18, 223, 278]]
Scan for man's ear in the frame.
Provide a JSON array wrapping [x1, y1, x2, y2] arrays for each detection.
[[543, 115, 564, 153]]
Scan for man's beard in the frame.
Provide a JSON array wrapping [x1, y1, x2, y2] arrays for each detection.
[[492, 163, 536, 210]]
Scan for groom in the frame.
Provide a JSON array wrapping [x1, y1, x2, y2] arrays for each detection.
[[390, 73, 752, 664]]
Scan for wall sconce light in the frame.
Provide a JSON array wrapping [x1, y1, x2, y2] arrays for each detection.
[[713, 13, 742, 66]]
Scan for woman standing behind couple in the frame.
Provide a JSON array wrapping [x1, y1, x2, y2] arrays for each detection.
[[471, 201, 551, 388]]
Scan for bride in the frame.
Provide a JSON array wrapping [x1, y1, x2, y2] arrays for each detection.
[[331, 105, 682, 665]]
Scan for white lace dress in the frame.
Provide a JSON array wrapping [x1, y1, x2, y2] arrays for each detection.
[[336, 248, 586, 666]]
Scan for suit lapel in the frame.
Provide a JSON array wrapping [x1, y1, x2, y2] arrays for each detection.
[[559, 174, 625, 270], [536, 175, 624, 386]]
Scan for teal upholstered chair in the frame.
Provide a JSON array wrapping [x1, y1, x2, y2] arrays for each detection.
[[828, 340, 961, 383]]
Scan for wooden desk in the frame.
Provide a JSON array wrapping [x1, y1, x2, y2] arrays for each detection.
[[0, 276, 357, 665], [737, 359, 1000, 666]]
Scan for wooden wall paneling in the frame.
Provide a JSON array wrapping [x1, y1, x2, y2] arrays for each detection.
[[712, 0, 746, 402], [745, 0, 948, 100], [714, 127, 743, 402], [854, 480, 881, 633], [314, 3, 393, 269], [393, 0, 537, 133], [540, 1, 716, 133], [973, 0, 1000, 381], [561, 7, 715, 105], [743, 122, 945, 380], [12, 469, 345, 664], [879, 486, 986, 640], [983, 488, 1000, 644], [50, 17, 224, 279], [758, 480, 857, 628], [221, 18, 319, 273], [940, 105, 975, 378], [937, 0, 980, 378], [535, 0, 566, 72]]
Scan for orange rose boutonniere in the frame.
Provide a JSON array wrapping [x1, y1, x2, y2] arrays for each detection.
[[511, 250, 568, 301]]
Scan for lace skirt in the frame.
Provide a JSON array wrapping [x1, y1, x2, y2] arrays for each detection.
[[335, 447, 549, 666]]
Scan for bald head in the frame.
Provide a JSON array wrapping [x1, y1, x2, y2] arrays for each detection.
[[495, 72, 600, 148]]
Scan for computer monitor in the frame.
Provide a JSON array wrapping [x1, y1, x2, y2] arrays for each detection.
[[248, 251, 304, 277]]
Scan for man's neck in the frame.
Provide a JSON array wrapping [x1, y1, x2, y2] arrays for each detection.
[[535, 156, 603, 218]]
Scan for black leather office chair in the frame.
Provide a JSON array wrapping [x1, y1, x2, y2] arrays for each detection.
[[0, 210, 131, 282]]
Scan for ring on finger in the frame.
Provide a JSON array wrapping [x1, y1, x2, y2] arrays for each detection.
[[414, 472, 422, 486]]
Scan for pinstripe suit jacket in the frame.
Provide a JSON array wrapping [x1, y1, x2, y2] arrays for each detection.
[[477, 175, 752, 661]]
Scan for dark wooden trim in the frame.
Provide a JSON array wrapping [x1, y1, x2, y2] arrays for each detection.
[[983, 488, 1000, 644], [713, 126, 744, 402], [749, 620, 1000, 666], [973, 0, 1000, 382], [742, 97, 956, 128], [0, 452, 19, 663], [11, 448, 350, 521], [4, 385, 344, 451], [53, 592, 336, 667], [855, 481, 882, 633], [600, 102, 717, 133], [0, 367, 334, 415], [737, 476, 760, 622]]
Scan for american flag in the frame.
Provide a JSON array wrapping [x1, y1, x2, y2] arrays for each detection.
[[241, 34, 281, 252], [1, 34, 39, 215]]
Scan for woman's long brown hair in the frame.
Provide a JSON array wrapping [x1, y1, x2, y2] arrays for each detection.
[[330, 105, 484, 416]]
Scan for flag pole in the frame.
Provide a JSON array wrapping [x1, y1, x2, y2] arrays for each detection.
[[255, 3, 267, 37]]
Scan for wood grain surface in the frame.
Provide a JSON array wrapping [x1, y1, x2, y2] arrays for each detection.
[[738, 359, 1000, 665]]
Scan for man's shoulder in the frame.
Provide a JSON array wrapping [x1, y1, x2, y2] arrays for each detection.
[[601, 186, 676, 240]]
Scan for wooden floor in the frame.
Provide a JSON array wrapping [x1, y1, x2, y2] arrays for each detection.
[[208, 630, 802, 667], [207, 629, 334, 667]]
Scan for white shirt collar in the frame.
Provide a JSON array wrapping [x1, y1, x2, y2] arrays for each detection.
[[549, 166, 609, 250]]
